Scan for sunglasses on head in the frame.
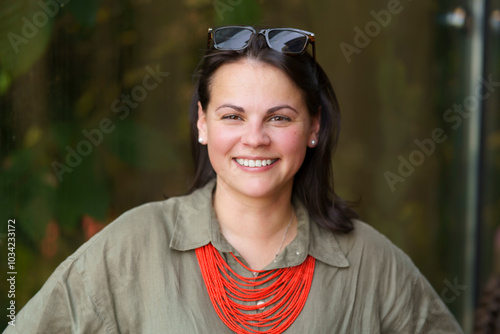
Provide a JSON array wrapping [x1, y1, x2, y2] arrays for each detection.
[[207, 26, 316, 61]]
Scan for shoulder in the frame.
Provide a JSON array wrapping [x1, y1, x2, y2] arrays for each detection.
[[341, 221, 463, 332], [70, 190, 203, 262], [60, 181, 215, 274], [6, 191, 205, 333], [310, 219, 463, 332], [339, 219, 412, 260], [329, 219, 419, 280], [37, 188, 207, 283], [9, 190, 205, 331], [333, 220, 429, 305], [309, 217, 418, 280]]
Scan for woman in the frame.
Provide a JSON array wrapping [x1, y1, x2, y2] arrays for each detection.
[[5, 26, 463, 333]]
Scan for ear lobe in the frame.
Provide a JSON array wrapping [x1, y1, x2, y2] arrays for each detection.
[[197, 101, 207, 143], [308, 109, 321, 147]]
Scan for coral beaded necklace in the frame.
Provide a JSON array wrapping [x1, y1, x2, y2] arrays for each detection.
[[196, 243, 315, 333]]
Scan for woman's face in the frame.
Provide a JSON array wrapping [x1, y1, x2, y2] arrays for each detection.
[[197, 59, 320, 201]]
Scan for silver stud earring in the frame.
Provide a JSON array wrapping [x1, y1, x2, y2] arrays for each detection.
[[198, 137, 204, 144], [311, 140, 316, 146]]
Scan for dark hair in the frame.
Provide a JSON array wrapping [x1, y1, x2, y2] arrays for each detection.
[[188, 31, 358, 234]]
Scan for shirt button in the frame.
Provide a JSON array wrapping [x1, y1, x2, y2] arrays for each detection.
[[257, 301, 265, 310], [252, 272, 258, 277], [296, 251, 300, 255]]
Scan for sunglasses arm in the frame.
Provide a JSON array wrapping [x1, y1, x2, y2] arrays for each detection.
[[207, 28, 213, 49]]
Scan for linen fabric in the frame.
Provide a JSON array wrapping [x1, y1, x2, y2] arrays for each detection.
[[4, 180, 463, 333]]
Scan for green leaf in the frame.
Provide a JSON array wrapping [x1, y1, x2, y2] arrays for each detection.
[[0, 0, 54, 77]]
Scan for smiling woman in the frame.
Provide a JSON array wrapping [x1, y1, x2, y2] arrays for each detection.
[[4, 26, 464, 333]]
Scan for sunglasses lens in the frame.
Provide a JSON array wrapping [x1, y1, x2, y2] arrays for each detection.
[[267, 30, 308, 54], [214, 27, 254, 50]]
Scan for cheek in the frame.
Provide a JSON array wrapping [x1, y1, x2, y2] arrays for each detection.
[[209, 124, 238, 141], [206, 125, 239, 155], [277, 129, 308, 156]]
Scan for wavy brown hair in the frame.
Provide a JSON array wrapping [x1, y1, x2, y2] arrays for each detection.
[[188, 29, 358, 233]]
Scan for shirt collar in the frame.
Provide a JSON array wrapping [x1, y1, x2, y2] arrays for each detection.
[[169, 179, 349, 269]]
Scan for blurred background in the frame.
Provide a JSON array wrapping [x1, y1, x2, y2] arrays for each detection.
[[1, 0, 499, 332]]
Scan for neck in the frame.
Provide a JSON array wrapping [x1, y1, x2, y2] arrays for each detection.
[[213, 182, 297, 269], [214, 182, 294, 239]]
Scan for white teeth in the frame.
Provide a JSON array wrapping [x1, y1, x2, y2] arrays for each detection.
[[235, 159, 277, 168]]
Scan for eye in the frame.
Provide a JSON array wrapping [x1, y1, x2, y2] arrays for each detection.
[[269, 115, 291, 122], [222, 114, 243, 121]]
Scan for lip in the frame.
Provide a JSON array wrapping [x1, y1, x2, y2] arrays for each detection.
[[234, 156, 278, 160]]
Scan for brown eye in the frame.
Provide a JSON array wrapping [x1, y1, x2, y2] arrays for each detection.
[[222, 115, 243, 121], [269, 115, 291, 122]]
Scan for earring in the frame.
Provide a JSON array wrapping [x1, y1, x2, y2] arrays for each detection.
[[198, 137, 204, 144], [311, 140, 316, 146]]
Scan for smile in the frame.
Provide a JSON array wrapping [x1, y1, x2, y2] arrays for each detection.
[[235, 158, 278, 168]]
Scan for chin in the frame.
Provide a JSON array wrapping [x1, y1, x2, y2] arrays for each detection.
[[235, 179, 292, 199]]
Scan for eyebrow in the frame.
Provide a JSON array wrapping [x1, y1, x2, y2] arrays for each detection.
[[215, 104, 244, 112], [215, 103, 299, 114]]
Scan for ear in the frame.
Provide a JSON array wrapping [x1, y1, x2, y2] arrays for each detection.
[[307, 108, 321, 148], [197, 101, 207, 145]]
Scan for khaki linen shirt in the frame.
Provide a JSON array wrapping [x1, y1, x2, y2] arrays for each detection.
[[4, 180, 463, 333]]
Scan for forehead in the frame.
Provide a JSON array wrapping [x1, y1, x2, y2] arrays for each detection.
[[208, 59, 305, 105]]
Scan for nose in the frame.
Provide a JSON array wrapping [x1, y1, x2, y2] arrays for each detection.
[[241, 121, 271, 147]]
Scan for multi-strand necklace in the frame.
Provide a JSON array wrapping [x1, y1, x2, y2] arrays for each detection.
[[196, 213, 315, 334]]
